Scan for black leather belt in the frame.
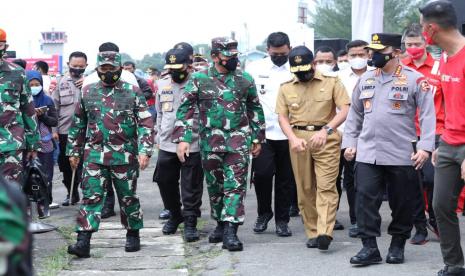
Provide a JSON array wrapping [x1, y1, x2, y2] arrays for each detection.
[[292, 125, 324, 131]]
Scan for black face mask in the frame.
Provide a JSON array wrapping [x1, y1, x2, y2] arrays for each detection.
[[295, 70, 315, 82], [270, 55, 288, 67], [368, 52, 393, 68], [69, 67, 85, 78], [97, 69, 122, 86], [171, 70, 188, 84], [219, 57, 238, 72]]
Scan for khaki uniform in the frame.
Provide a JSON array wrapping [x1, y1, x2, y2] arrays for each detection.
[[276, 71, 350, 238]]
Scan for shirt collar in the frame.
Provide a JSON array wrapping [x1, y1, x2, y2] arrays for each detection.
[[292, 70, 323, 84], [267, 57, 290, 71], [402, 53, 435, 69]]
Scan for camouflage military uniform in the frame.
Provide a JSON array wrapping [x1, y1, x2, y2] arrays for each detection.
[[67, 53, 154, 232], [173, 64, 265, 224], [0, 61, 40, 182]]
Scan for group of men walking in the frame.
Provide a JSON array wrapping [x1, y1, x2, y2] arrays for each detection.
[[1, 1, 465, 275]]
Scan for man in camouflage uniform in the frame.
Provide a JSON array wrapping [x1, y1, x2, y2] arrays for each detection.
[[174, 37, 265, 251], [0, 28, 40, 183], [66, 49, 154, 258]]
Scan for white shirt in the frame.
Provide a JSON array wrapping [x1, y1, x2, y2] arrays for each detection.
[[247, 57, 294, 140], [337, 66, 375, 131], [42, 75, 51, 94], [82, 70, 139, 87]]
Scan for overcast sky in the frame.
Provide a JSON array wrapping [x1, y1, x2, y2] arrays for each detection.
[[1, 0, 312, 64]]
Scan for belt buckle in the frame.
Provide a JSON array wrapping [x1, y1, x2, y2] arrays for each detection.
[[32, 185, 40, 191], [306, 126, 315, 131]]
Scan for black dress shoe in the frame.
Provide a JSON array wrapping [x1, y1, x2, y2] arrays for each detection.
[[253, 212, 273, 233], [386, 236, 406, 264], [410, 229, 428, 245], [62, 195, 70, 206], [289, 205, 300, 217], [334, 220, 344, 230], [306, 238, 318, 248], [350, 247, 382, 265], [275, 222, 292, 237], [438, 266, 465, 276], [209, 221, 224, 243], [317, 235, 332, 250], [348, 224, 360, 238], [162, 216, 184, 235], [159, 209, 171, 220]]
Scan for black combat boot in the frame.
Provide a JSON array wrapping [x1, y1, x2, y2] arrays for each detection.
[[68, 231, 92, 258], [101, 194, 116, 219], [162, 210, 184, 235], [350, 237, 382, 265], [222, 222, 243, 251], [208, 221, 224, 243], [184, 216, 200, 242], [125, 229, 140, 252], [386, 236, 406, 264]]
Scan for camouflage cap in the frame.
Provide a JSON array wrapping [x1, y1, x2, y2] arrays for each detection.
[[0, 28, 6, 42], [211, 37, 239, 57], [97, 51, 122, 67]]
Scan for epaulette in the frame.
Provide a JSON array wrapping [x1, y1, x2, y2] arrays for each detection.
[[280, 79, 294, 86]]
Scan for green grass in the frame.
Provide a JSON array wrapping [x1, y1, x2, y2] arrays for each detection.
[[38, 245, 71, 276]]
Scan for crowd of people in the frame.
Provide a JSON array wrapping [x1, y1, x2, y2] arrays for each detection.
[[1, 0, 465, 275]]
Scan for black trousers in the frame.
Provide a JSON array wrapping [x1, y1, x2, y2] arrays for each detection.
[[154, 150, 204, 218], [252, 139, 295, 223], [433, 140, 465, 269], [355, 162, 417, 239], [58, 134, 81, 197], [336, 151, 356, 224]]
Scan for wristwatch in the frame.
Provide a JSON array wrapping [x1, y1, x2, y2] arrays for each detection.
[[323, 125, 334, 135]]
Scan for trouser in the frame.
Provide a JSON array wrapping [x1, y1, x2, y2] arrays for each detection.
[[335, 150, 356, 224], [154, 150, 204, 218], [76, 161, 143, 232], [201, 151, 249, 224], [355, 162, 417, 240], [38, 152, 54, 203], [58, 134, 81, 197], [252, 139, 294, 223], [289, 129, 340, 238], [433, 140, 465, 269], [413, 138, 439, 230], [0, 150, 23, 183]]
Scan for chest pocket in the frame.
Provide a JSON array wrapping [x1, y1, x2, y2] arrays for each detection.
[[59, 86, 75, 106], [0, 80, 20, 104], [387, 91, 408, 114], [359, 90, 375, 113], [159, 93, 174, 112], [314, 88, 332, 102], [84, 92, 101, 123]]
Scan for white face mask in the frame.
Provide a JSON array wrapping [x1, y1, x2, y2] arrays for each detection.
[[337, 62, 350, 71], [316, 64, 334, 74], [348, 57, 368, 70], [30, 86, 42, 96]]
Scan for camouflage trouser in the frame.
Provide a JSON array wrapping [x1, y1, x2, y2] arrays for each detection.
[[76, 162, 143, 232], [0, 150, 23, 184], [201, 151, 249, 224]]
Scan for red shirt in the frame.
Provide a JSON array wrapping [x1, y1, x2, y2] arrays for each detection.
[[146, 79, 157, 106], [402, 53, 445, 136], [439, 45, 465, 145]]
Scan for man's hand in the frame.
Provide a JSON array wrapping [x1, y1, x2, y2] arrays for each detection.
[[35, 108, 45, 117], [138, 154, 150, 170], [461, 159, 465, 180], [344, 147, 356, 161], [74, 77, 84, 89], [309, 129, 328, 150], [251, 143, 261, 158], [289, 137, 308, 153], [177, 142, 190, 163], [69, 156, 80, 170], [26, 151, 37, 160], [432, 149, 438, 167], [53, 132, 59, 140], [411, 149, 430, 170]]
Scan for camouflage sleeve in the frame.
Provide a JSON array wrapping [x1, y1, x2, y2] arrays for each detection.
[[134, 86, 155, 156], [66, 91, 87, 157], [19, 74, 40, 151], [244, 73, 266, 143], [172, 78, 199, 144]]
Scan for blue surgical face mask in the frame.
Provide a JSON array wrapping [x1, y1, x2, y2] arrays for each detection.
[[30, 86, 42, 96]]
